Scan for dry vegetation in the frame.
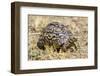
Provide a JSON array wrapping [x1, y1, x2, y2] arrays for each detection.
[[28, 15, 88, 60]]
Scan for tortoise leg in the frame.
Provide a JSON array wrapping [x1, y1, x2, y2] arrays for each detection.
[[61, 45, 67, 52], [56, 48, 60, 53]]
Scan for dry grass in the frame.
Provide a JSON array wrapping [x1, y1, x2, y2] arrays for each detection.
[[28, 15, 88, 60]]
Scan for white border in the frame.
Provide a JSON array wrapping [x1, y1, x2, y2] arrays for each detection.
[[20, 7, 95, 70]]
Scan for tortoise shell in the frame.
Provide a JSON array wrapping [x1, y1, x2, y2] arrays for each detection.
[[37, 22, 77, 52]]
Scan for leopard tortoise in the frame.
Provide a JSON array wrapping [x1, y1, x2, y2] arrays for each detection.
[[37, 22, 77, 52]]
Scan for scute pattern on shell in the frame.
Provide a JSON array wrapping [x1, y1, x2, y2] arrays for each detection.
[[37, 22, 77, 52]]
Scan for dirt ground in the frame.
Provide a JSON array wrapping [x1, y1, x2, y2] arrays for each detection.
[[28, 15, 88, 60]]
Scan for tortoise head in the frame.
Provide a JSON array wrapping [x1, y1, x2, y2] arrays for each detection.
[[37, 37, 45, 50]]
